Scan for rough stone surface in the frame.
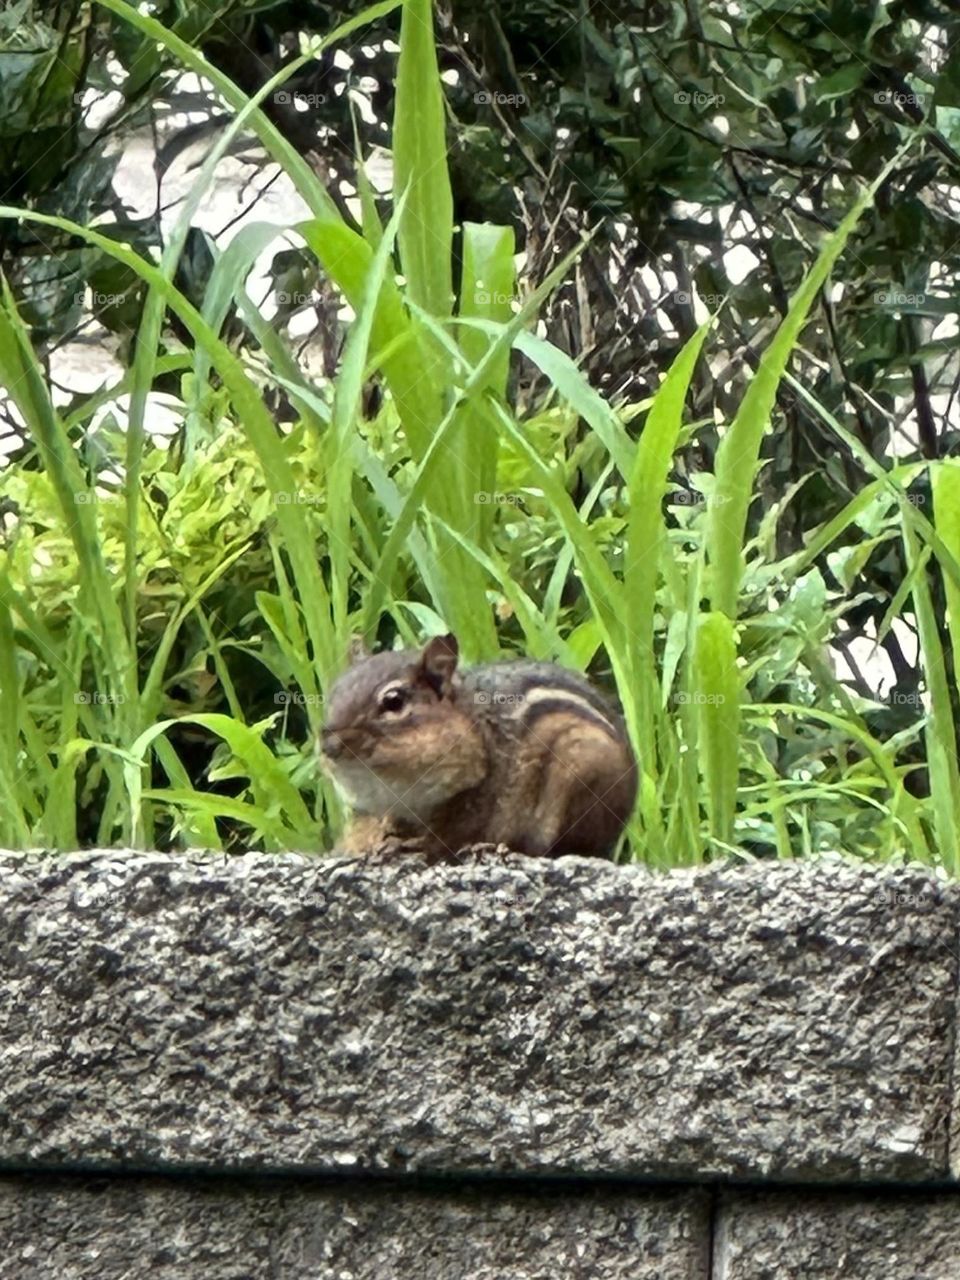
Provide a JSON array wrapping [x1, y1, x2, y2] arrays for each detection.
[[0, 1176, 709, 1280], [0, 850, 955, 1180], [716, 1191, 960, 1279]]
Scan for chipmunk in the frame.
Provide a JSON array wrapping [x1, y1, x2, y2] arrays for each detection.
[[320, 634, 637, 859]]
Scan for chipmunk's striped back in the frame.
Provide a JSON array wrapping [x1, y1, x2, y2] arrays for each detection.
[[461, 660, 626, 737]]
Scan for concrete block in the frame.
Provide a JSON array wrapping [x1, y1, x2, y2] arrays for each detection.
[[0, 1176, 709, 1280], [716, 1191, 960, 1279], [0, 851, 953, 1180]]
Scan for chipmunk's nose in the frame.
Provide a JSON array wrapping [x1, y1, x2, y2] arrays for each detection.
[[321, 728, 345, 760]]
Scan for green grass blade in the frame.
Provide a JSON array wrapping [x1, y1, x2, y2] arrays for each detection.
[[425, 514, 561, 659], [190, 221, 300, 433], [98, 0, 437, 469], [62, 354, 188, 433], [694, 611, 740, 847], [0, 590, 29, 846], [458, 222, 516, 541], [625, 321, 711, 779], [513, 328, 636, 480], [327, 195, 407, 642], [785, 467, 923, 582], [298, 218, 438, 459], [100, 0, 446, 484], [933, 461, 960, 700], [917, 488, 960, 873], [708, 145, 911, 617], [0, 278, 133, 715], [393, 0, 454, 320]]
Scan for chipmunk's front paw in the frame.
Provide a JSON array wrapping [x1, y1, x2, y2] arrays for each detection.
[[417, 840, 513, 866], [374, 833, 430, 858]]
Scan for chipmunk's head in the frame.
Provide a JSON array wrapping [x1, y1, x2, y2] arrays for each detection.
[[320, 634, 486, 818]]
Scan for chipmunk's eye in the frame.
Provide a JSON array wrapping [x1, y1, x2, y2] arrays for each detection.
[[377, 684, 408, 715]]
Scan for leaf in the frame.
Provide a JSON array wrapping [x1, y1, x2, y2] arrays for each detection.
[[393, 0, 454, 319], [694, 611, 740, 847], [625, 321, 711, 778]]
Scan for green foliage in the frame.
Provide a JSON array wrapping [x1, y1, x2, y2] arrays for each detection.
[[0, 0, 957, 871]]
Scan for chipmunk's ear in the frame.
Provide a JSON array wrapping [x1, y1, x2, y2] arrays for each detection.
[[346, 634, 369, 665], [418, 633, 459, 696]]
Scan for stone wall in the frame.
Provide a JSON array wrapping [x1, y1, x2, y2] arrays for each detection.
[[0, 849, 957, 1277]]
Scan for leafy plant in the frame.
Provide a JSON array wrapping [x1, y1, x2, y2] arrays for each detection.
[[0, 0, 956, 873]]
